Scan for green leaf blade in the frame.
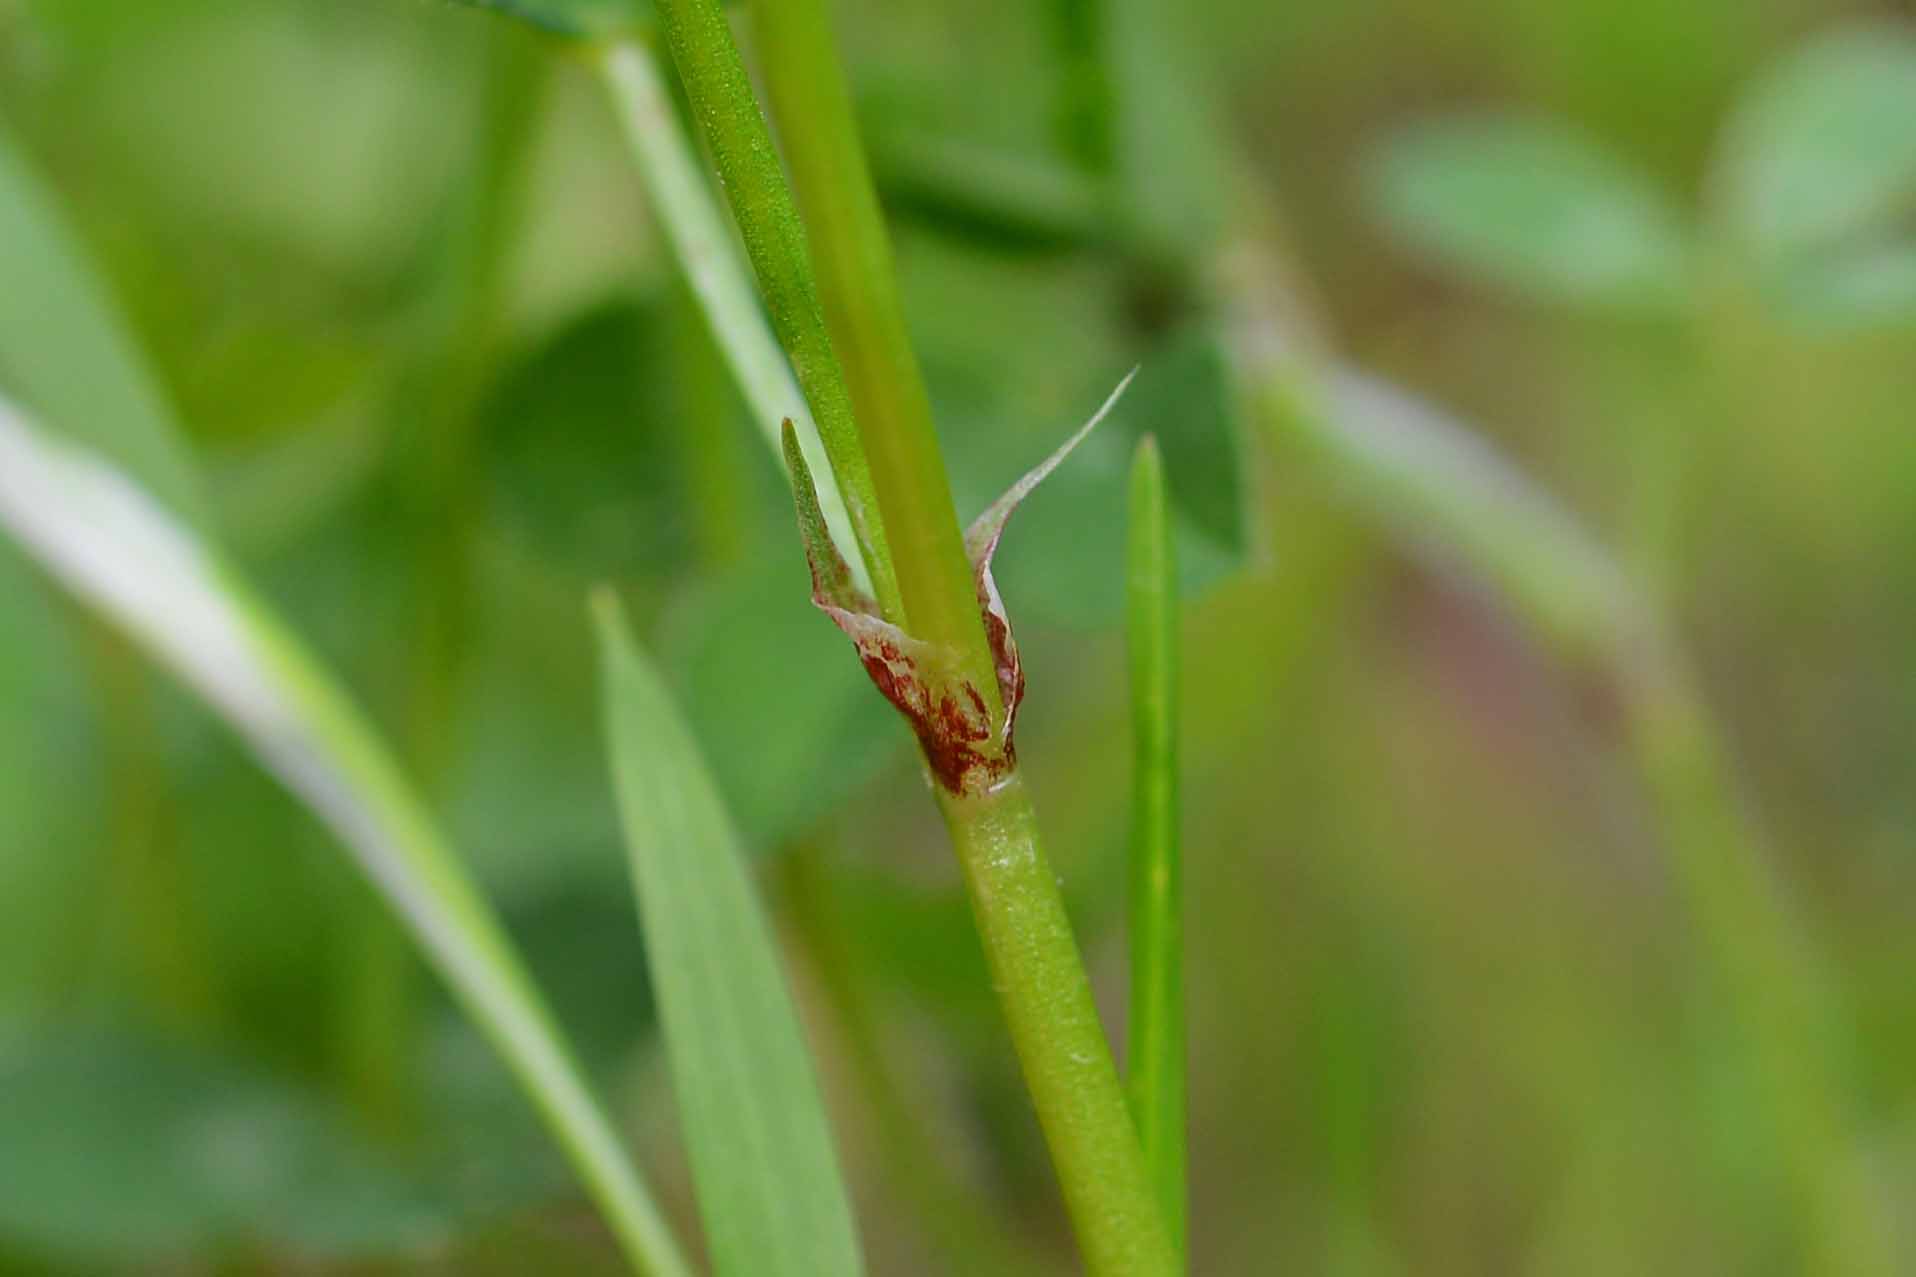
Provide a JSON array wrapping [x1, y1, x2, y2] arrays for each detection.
[[0, 396, 691, 1277], [1365, 115, 1692, 313], [592, 593, 864, 1277], [1715, 22, 1916, 260], [1124, 436, 1184, 1261]]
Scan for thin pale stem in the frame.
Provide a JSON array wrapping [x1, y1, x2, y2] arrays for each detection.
[[1124, 437, 1185, 1261], [594, 38, 866, 589], [640, 4, 902, 615], [747, 0, 994, 690]]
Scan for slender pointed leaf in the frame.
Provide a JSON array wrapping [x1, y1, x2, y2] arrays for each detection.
[[592, 594, 864, 1277], [1123, 436, 1184, 1260], [0, 395, 690, 1277]]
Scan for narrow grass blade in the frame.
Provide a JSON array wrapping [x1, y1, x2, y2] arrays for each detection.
[[1124, 436, 1185, 1261], [0, 395, 692, 1277], [0, 124, 204, 526], [592, 593, 864, 1277]]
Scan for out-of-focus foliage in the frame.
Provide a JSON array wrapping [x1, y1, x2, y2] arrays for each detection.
[[1, 0, 1915, 1272], [1365, 116, 1693, 313]]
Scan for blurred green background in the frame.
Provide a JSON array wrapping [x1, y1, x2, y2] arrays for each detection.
[[2, 0, 1915, 1271]]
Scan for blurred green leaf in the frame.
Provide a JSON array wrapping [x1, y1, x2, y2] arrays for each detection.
[[480, 297, 695, 582], [1776, 243, 1916, 332], [450, 0, 647, 39], [0, 547, 101, 1006], [593, 594, 865, 1277], [0, 123, 204, 525], [77, 4, 475, 281], [664, 545, 904, 849], [863, 121, 1110, 246], [0, 1026, 446, 1263], [1715, 22, 1916, 260], [0, 396, 690, 1277], [1365, 115, 1692, 312]]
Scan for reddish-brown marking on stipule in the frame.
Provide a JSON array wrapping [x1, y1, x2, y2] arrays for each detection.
[[846, 629, 1010, 794]]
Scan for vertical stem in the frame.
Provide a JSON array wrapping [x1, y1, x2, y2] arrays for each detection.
[[635, 6, 1170, 1269], [594, 39, 865, 583], [1124, 437, 1185, 1260], [746, 0, 992, 689], [937, 776, 1179, 1277], [781, 846, 1049, 1277], [645, 0, 902, 616]]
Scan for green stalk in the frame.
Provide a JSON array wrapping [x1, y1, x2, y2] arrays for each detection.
[[639, 5, 901, 617], [1124, 437, 1184, 1260], [937, 776, 1179, 1277], [640, 6, 1172, 1269], [781, 846, 1048, 1277], [593, 39, 864, 582], [746, 0, 990, 679]]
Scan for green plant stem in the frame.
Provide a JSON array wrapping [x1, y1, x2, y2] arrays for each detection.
[[640, 4, 901, 616], [936, 774, 1179, 1277], [635, 8, 1168, 1268], [1124, 437, 1184, 1260], [746, 0, 991, 682], [593, 38, 864, 581], [781, 846, 1048, 1277]]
